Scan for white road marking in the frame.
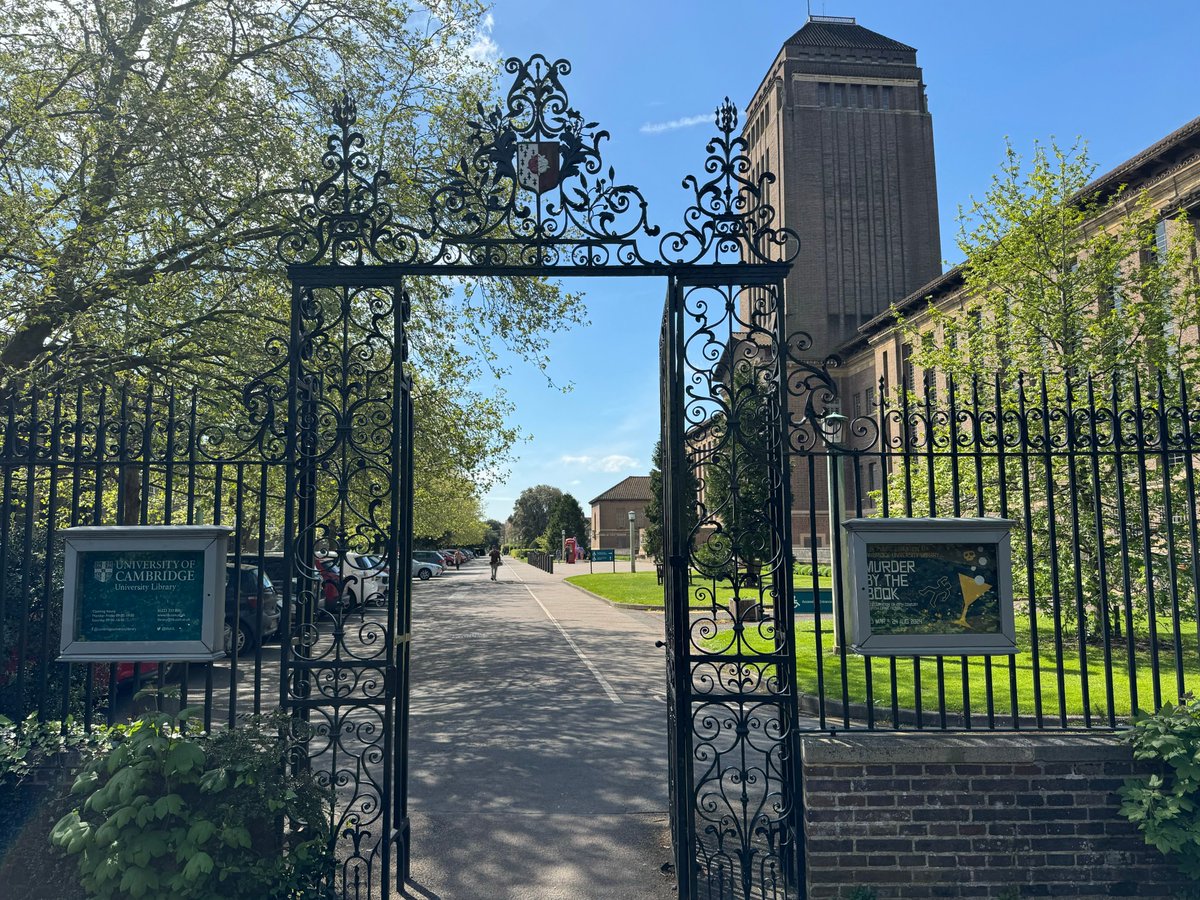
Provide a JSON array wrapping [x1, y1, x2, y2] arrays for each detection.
[[510, 565, 623, 704]]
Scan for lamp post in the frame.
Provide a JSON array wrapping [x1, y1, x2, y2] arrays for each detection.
[[628, 510, 637, 574], [561, 528, 566, 563]]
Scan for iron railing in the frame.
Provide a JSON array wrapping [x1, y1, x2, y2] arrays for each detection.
[[0, 384, 292, 731], [777, 368, 1200, 731], [525, 550, 554, 574]]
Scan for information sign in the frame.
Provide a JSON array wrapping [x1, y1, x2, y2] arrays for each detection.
[[591, 549, 615, 562], [59, 526, 232, 663], [843, 518, 1016, 656]]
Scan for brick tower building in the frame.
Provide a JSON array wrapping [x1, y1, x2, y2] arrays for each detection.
[[740, 15, 943, 550]]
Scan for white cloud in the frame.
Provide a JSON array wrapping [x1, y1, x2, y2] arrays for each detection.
[[639, 113, 711, 135], [467, 13, 500, 63], [560, 454, 639, 473]]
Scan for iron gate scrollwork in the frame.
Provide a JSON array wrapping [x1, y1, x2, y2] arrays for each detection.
[[277, 55, 800, 899]]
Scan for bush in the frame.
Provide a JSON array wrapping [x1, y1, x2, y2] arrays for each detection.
[[51, 704, 333, 899], [1119, 695, 1200, 881]]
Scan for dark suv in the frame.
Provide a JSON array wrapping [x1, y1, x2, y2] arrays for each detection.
[[225, 564, 281, 655]]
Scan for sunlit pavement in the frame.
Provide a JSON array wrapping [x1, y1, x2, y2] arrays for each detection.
[[404, 557, 675, 899]]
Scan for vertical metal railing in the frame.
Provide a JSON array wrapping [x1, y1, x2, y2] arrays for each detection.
[[775, 367, 1200, 733]]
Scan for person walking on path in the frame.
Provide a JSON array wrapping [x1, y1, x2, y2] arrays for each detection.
[[488, 546, 501, 581]]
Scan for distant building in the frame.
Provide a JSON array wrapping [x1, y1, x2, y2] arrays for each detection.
[[589, 476, 652, 553]]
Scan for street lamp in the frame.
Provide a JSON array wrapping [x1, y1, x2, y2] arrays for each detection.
[[561, 528, 566, 562], [628, 510, 637, 574]]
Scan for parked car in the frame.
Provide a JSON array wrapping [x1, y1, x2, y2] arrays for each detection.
[[413, 550, 448, 570], [319, 551, 387, 609], [228, 553, 332, 615], [224, 563, 281, 654], [412, 558, 442, 581]]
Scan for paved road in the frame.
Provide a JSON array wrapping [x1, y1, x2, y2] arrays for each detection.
[[404, 557, 676, 900]]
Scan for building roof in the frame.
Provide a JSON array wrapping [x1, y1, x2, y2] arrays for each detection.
[[1079, 114, 1200, 204], [589, 475, 652, 506], [785, 16, 915, 53]]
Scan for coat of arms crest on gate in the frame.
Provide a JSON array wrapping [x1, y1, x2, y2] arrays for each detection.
[[516, 141, 560, 193], [93, 560, 114, 583]]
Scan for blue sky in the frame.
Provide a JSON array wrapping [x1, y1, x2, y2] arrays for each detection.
[[474, 0, 1200, 522]]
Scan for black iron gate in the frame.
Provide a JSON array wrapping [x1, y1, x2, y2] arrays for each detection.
[[661, 275, 804, 898], [272, 56, 800, 899]]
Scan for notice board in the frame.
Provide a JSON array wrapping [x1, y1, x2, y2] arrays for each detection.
[[59, 525, 232, 663], [843, 518, 1017, 656]]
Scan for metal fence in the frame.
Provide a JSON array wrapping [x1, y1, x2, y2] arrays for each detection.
[[785, 368, 1200, 731], [0, 383, 291, 731], [525, 550, 555, 574]]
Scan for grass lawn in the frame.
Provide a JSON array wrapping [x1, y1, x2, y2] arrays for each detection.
[[705, 616, 1200, 722], [565, 566, 830, 608]]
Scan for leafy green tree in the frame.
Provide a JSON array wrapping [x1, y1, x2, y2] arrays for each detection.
[[482, 519, 504, 549], [543, 492, 588, 555], [0, 0, 589, 551], [889, 138, 1200, 639], [643, 439, 699, 564], [510, 484, 563, 547], [697, 362, 777, 584]]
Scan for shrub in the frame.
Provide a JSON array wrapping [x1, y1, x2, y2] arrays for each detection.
[[51, 705, 333, 899], [1119, 695, 1200, 881]]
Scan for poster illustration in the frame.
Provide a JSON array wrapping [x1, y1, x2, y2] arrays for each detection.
[[865, 542, 1000, 635]]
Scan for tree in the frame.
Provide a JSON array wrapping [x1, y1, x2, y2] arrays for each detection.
[[482, 519, 504, 549], [509, 485, 562, 547], [643, 439, 699, 564], [696, 361, 777, 585], [543, 493, 588, 555], [890, 138, 1200, 636], [904, 139, 1198, 383], [0, 0, 584, 395], [0, 0, 588, 538]]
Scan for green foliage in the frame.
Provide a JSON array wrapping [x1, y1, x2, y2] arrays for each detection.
[[887, 136, 1200, 632], [0, 713, 112, 787], [542, 492, 588, 553], [643, 439, 699, 564], [50, 706, 332, 899], [1119, 696, 1200, 880], [510, 485, 563, 547], [696, 362, 777, 582]]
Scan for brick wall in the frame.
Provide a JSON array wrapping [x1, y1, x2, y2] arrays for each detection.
[[801, 733, 1189, 899]]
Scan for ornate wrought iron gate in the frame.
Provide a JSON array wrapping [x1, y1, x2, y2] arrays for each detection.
[[276, 56, 801, 899]]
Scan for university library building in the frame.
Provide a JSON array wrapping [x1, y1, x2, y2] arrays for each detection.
[[739, 15, 1200, 556]]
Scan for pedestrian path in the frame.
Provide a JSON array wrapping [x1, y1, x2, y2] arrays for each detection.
[[404, 556, 674, 899]]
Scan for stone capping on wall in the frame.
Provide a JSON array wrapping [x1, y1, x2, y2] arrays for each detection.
[[801, 731, 1128, 766]]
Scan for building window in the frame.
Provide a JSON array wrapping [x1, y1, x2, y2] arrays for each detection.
[[867, 462, 878, 492], [853, 392, 863, 418], [923, 365, 937, 403], [865, 385, 877, 412], [865, 85, 877, 108], [850, 84, 862, 107], [1152, 219, 1169, 265], [881, 85, 893, 110], [834, 83, 846, 107], [818, 83, 830, 106], [901, 343, 914, 391]]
